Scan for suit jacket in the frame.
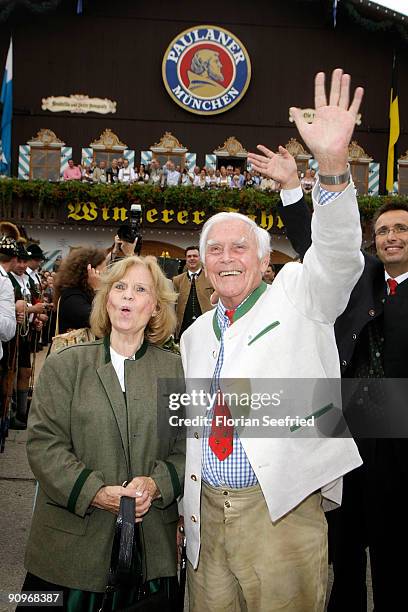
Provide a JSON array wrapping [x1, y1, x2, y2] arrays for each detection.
[[279, 195, 408, 453], [180, 183, 364, 568], [172, 270, 213, 338], [25, 338, 185, 591]]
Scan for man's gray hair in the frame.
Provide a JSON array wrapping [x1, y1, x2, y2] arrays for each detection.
[[199, 212, 272, 264]]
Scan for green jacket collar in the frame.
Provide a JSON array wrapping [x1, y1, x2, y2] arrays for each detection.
[[212, 282, 268, 341], [103, 335, 148, 363]]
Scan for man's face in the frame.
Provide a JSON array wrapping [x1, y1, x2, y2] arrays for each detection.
[[100, 161, 106, 169], [204, 219, 269, 308], [227, 166, 233, 176], [167, 161, 175, 172], [68, 160, 74, 168], [112, 159, 118, 168], [263, 265, 275, 283], [15, 259, 27, 276], [27, 258, 42, 271], [123, 160, 129, 168], [375, 209, 408, 275], [234, 167, 241, 176], [185, 249, 201, 272]]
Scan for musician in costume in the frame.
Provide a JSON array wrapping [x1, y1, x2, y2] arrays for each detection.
[[8, 243, 47, 429], [0, 228, 18, 451]]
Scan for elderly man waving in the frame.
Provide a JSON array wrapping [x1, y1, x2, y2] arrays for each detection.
[[180, 69, 365, 612]]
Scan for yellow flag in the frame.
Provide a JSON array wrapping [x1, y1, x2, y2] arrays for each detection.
[[386, 53, 400, 194]]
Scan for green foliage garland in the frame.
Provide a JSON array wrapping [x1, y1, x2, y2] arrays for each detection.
[[1, 178, 407, 222]]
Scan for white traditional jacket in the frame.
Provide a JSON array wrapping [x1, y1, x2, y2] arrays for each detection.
[[180, 182, 365, 568]]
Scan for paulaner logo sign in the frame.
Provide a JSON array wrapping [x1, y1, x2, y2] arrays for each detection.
[[162, 25, 251, 116]]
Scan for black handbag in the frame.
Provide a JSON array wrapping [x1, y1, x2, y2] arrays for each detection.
[[99, 496, 183, 612]]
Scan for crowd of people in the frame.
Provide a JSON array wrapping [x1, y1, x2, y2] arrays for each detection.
[[63, 156, 317, 194], [1, 69, 406, 612]]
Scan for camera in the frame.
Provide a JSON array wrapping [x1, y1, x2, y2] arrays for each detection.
[[117, 204, 142, 255]]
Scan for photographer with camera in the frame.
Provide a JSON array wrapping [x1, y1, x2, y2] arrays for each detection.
[[110, 204, 143, 261]]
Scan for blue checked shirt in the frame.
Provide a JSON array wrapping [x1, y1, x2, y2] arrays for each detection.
[[201, 185, 340, 488], [201, 299, 258, 488], [318, 186, 342, 206]]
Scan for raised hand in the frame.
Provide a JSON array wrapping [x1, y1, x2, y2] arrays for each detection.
[[289, 68, 364, 175], [247, 145, 299, 189], [87, 263, 102, 290]]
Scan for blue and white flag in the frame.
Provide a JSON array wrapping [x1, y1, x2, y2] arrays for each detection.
[[333, 0, 338, 28], [0, 38, 12, 176]]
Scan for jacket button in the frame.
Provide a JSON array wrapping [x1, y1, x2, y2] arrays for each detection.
[[224, 500, 231, 508], [194, 432, 199, 439], [341, 360, 347, 367], [191, 474, 197, 481], [368, 309, 375, 317], [352, 333, 357, 340], [191, 515, 197, 523], [212, 350, 217, 358]]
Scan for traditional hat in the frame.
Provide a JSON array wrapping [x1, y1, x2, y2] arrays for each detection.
[[26, 243, 46, 260], [0, 234, 18, 257], [16, 240, 30, 260], [0, 221, 20, 241]]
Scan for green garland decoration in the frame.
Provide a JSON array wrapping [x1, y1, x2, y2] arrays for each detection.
[[1, 178, 407, 222], [0, 0, 63, 22], [342, 1, 408, 44]]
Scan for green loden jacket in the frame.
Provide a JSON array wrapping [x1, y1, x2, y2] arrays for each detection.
[[25, 337, 185, 592]]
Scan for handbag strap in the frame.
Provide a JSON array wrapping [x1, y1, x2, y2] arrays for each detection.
[[99, 496, 137, 612], [55, 298, 61, 336]]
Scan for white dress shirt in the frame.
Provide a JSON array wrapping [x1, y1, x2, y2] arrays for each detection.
[[385, 270, 408, 293], [166, 170, 181, 187], [0, 265, 16, 360]]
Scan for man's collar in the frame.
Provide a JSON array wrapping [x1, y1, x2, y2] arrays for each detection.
[[188, 268, 201, 278], [384, 270, 408, 285], [213, 282, 268, 340]]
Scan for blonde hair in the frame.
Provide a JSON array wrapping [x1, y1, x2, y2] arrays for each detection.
[[90, 255, 177, 345]]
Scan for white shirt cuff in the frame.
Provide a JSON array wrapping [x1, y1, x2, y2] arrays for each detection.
[[279, 186, 303, 206]]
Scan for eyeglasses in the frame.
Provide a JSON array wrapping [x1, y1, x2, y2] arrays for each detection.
[[374, 224, 408, 237]]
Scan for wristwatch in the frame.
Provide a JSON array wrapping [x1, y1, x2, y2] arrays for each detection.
[[318, 164, 350, 185]]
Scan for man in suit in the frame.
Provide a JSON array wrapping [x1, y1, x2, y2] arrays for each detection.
[[172, 246, 213, 340], [180, 69, 365, 611], [274, 149, 408, 611]]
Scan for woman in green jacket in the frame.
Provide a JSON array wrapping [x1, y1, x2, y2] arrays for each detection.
[[21, 255, 185, 610]]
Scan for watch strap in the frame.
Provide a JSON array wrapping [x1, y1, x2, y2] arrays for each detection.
[[318, 164, 351, 185]]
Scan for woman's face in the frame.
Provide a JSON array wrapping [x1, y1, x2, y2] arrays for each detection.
[[107, 264, 157, 336]]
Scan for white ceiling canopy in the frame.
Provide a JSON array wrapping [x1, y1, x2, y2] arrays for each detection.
[[365, 1, 408, 17]]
